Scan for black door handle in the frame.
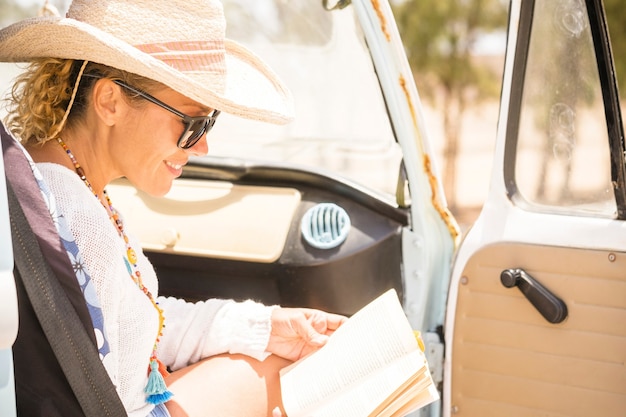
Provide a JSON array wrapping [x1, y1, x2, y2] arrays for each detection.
[[500, 268, 568, 324]]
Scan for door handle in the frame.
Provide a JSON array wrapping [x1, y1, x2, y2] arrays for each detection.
[[500, 268, 568, 324]]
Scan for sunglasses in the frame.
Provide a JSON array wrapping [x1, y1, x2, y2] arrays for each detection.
[[83, 74, 220, 149]]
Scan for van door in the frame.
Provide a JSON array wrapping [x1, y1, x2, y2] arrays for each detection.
[[444, 0, 626, 416]]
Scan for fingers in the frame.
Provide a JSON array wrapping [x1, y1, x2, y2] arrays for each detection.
[[295, 313, 329, 346], [267, 308, 349, 361], [296, 309, 347, 346], [324, 312, 348, 331], [303, 309, 347, 333], [270, 307, 348, 347]]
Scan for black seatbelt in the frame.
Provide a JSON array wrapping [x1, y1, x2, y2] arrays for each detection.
[[7, 181, 127, 417]]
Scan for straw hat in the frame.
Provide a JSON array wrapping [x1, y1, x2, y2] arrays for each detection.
[[0, 0, 294, 124]]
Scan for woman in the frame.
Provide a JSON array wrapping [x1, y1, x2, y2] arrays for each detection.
[[0, 1, 346, 416]]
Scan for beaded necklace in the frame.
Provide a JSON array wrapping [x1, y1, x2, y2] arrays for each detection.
[[57, 137, 173, 405]]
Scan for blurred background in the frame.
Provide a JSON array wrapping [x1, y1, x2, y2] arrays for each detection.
[[1, 0, 625, 229]]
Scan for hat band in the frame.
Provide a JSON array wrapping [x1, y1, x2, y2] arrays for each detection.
[[135, 40, 226, 74]]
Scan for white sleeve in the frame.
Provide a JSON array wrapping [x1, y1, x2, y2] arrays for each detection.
[[156, 296, 277, 371]]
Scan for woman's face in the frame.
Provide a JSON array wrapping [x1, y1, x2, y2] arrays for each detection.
[[112, 86, 212, 197]]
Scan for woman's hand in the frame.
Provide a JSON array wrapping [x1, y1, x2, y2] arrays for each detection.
[[266, 307, 347, 362]]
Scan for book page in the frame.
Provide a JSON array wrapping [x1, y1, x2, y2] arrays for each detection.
[[373, 366, 439, 417], [312, 350, 435, 417], [280, 289, 424, 417]]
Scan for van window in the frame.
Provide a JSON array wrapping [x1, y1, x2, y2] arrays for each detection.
[[514, 0, 616, 217]]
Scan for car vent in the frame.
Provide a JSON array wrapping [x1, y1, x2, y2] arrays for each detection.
[[301, 203, 351, 249]]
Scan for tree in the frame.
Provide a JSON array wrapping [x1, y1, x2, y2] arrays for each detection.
[[392, 0, 508, 210]]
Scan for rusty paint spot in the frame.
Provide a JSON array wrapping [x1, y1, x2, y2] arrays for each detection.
[[371, 0, 391, 42], [399, 76, 416, 123], [399, 75, 461, 243], [424, 154, 460, 242]]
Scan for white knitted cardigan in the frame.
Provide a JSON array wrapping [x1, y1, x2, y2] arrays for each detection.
[[38, 163, 274, 417]]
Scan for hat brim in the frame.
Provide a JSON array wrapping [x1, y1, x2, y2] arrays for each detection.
[[0, 16, 294, 124]]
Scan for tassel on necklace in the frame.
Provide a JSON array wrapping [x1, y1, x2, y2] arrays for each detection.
[[145, 358, 173, 405]]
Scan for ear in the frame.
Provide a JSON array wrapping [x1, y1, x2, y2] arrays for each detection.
[[91, 78, 126, 126]]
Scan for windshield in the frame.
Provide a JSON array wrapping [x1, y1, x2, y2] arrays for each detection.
[[0, 1, 401, 198], [210, 1, 401, 198]]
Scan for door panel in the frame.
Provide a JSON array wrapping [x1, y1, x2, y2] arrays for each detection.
[[450, 242, 626, 416], [445, 0, 626, 414]]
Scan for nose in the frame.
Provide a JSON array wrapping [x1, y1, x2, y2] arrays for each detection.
[[186, 134, 209, 156]]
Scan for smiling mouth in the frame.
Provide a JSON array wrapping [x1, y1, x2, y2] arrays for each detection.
[[165, 161, 183, 170]]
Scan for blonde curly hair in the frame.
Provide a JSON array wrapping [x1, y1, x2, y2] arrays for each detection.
[[5, 58, 162, 146]]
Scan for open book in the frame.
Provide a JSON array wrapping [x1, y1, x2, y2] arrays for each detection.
[[280, 289, 439, 417]]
